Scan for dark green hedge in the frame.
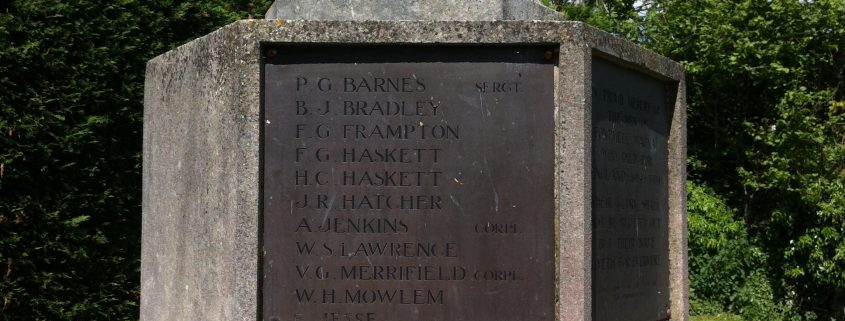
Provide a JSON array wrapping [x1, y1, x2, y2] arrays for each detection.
[[0, 1, 269, 319]]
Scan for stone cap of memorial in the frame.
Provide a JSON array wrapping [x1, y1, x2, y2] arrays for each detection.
[[265, 0, 561, 21]]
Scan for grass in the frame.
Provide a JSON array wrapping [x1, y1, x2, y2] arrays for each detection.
[[691, 314, 744, 321]]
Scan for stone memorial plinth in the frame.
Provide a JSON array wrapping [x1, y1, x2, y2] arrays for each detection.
[[142, 3, 688, 321]]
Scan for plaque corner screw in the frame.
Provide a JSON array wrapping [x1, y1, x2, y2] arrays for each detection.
[[544, 50, 554, 61]]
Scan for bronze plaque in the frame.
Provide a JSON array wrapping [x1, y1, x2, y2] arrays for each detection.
[[262, 46, 555, 321], [591, 57, 671, 321]]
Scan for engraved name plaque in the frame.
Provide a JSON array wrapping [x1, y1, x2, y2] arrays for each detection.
[[591, 57, 671, 321], [262, 46, 555, 321]]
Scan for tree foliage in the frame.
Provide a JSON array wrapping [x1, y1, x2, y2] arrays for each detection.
[[0, 1, 269, 319], [556, 0, 845, 319], [687, 181, 756, 315]]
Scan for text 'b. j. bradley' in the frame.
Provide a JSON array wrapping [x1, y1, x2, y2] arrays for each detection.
[[294, 100, 441, 117]]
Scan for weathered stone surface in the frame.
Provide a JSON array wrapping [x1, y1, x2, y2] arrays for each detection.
[[141, 25, 260, 321], [141, 20, 687, 321], [264, 0, 560, 20]]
